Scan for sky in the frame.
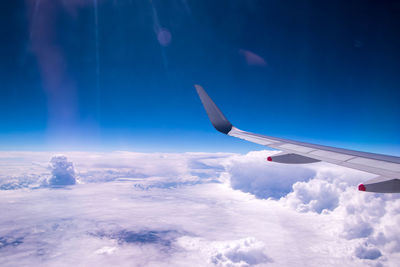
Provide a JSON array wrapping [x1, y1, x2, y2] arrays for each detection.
[[0, 0, 400, 154], [1, 150, 400, 266], [1, 2, 400, 266]]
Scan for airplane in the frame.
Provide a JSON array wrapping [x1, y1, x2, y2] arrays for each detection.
[[195, 84, 400, 193]]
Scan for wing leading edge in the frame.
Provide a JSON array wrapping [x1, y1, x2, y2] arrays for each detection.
[[195, 84, 400, 193]]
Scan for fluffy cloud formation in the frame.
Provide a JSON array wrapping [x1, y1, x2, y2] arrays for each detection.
[[284, 178, 342, 213], [225, 151, 315, 199], [177, 236, 272, 266], [0, 150, 399, 266], [48, 155, 76, 186]]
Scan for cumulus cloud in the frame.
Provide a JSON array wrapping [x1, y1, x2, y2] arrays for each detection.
[[279, 161, 379, 214], [335, 190, 400, 263], [225, 151, 315, 199], [47, 155, 76, 186], [283, 178, 341, 213], [177, 236, 272, 266]]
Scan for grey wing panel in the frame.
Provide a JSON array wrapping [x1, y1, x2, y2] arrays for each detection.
[[268, 153, 321, 164]]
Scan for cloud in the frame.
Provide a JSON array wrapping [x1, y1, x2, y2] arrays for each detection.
[[281, 163, 378, 214], [283, 178, 341, 213], [336, 191, 400, 261], [93, 229, 182, 248], [48, 155, 76, 186], [225, 151, 316, 199], [355, 243, 382, 260], [0, 236, 24, 249], [0, 175, 42, 190], [0, 150, 400, 266], [0, 151, 230, 190], [177, 236, 272, 266]]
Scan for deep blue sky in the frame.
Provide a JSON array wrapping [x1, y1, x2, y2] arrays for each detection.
[[0, 0, 399, 154]]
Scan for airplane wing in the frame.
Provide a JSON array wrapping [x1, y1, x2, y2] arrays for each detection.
[[195, 84, 400, 193]]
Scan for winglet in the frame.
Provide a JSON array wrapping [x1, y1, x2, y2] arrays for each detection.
[[195, 85, 233, 134]]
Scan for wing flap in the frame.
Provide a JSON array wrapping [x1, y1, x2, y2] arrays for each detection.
[[308, 150, 355, 161], [268, 153, 321, 164], [346, 157, 400, 172], [278, 143, 316, 153]]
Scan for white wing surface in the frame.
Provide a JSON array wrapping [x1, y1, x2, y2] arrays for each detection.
[[195, 85, 400, 193]]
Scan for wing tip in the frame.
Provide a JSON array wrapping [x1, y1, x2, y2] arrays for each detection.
[[195, 84, 233, 135], [358, 184, 366, 191]]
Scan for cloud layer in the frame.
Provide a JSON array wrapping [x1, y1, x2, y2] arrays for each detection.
[[0, 150, 399, 266]]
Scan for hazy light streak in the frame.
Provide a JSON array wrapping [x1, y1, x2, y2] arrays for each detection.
[[150, 0, 170, 71], [93, 0, 101, 119], [29, 0, 42, 39], [180, 0, 191, 15]]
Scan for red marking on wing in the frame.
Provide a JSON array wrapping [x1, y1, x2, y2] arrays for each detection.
[[358, 184, 366, 191]]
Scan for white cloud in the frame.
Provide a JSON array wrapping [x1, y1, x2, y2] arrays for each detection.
[[284, 178, 341, 213], [48, 155, 76, 186], [0, 150, 400, 266], [177, 236, 272, 266], [225, 151, 316, 199]]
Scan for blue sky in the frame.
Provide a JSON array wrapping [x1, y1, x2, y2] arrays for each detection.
[[0, 0, 399, 154]]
